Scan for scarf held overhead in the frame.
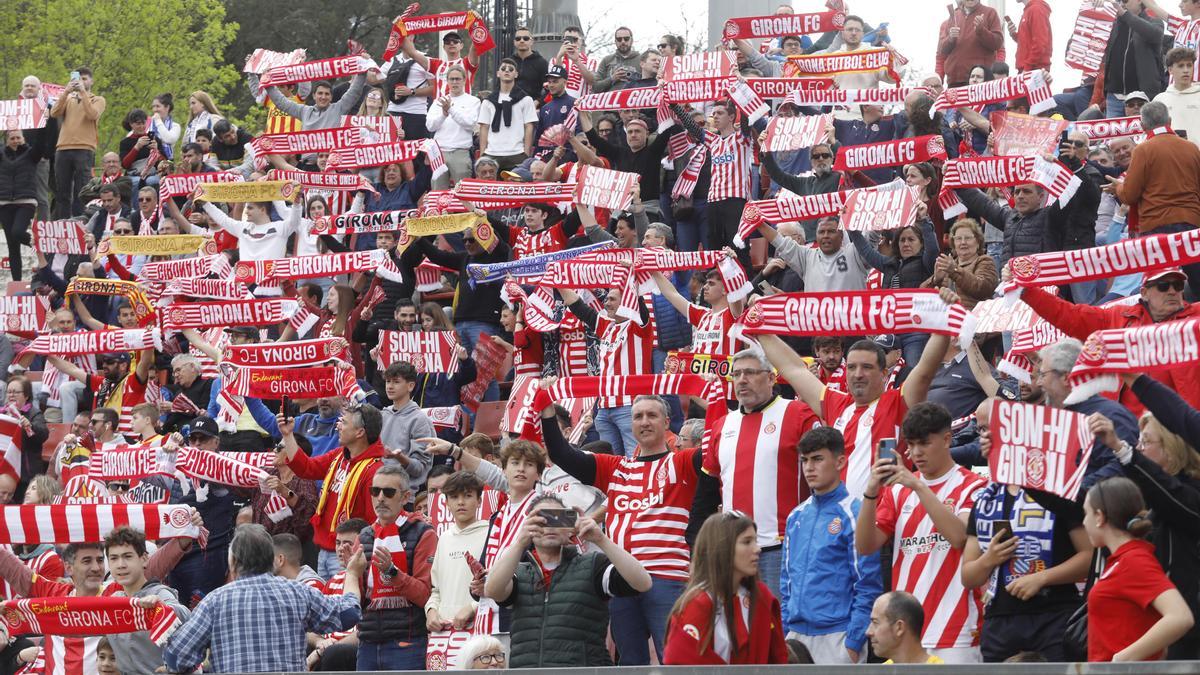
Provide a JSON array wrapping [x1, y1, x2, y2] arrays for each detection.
[[0, 504, 199, 544], [932, 71, 1055, 115], [375, 330, 460, 374], [260, 55, 375, 87], [722, 11, 845, 40], [65, 278, 155, 326], [785, 47, 900, 81], [266, 169, 378, 195], [736, 179, 909, 246], [31, 220, 87, 255], [25, 328, 160, 356], [325, 140, 425, 171], [1009, 228, 1200, 288], [160, 298, 299, 330], [939, 156, 1081, 218], [833, 135, 946, 172], [1063, 319, 1200, 405]]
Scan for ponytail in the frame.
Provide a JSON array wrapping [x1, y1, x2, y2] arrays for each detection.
[[1088, 477, 1154, 539], [1126, 510, 1155, 539]]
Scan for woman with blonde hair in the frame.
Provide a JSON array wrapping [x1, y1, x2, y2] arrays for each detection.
[[184, 90, 223, 144], [923, 217, 998, 309], [357, 87, 387, 117], [663, 512, 788, 665]]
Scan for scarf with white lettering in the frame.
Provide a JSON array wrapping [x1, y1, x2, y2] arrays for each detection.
[[252, 127, 369, 158], [87, 442, 174, 481], [31, 220, 88, 254], [736, 178, 909, 246], [573, 87, 663, 112], [636, 249, 753, 303], [466, 241, 617, 285], [1064, 319, 1200, 405], [1066, 1, 1117, 76], [761, 114, 831, 154], [722, 10, 846, 40], [260, 55, 375, 87], [174, 445, 290, 519], [733, 290, 977, 348], [325, 140, 425, 171], [244, 47, 307, 74], [145, 278, 253, 304], [382, 7, 494, 62], [998, 320, 1067, 384], [396, 212, 499, 254], [725, 79, 769, 124], [0, 504, 199, 544], [833, 135, 946, 172], [452, 179, 576, 209], [156, 171, 243, 218], [25, 328, 161, 356], [234, 249, 394, 284], [784, 47, 900, 82], [159, 298, 299, 331], [938, 156, 1081, 218], [1071, 116, 1144, 141], [786, 86, 923, 107], [266, 169, 378, 196], [573, 165, 639, 211], [1010, 229, 1200, 289], [64, 278, 156, 327], [225, 364, 360, 400], [140, 254, 229, 282], [216, 338, 356, 432], [312, 209, 414, 236], [0, 596, 181, 645], [932, 71, 1055, 116]]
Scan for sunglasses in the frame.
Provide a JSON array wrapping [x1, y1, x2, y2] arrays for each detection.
[[811, 152, 833, 160], [107, 483, 130, 492], [370, 486, 399, 498], [113, 231, 133, 236], [657, 43, 669, 49], [138, 197, 154, 203], [615, 36, 632, 42], [514, 35, 532, 41], [1150, 279, 1186, 293]]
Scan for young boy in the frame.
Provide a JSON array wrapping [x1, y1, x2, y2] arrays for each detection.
[[781, 427, 882, 665], [1153, 47, 1200, 144], [425, 472, 489, 632]]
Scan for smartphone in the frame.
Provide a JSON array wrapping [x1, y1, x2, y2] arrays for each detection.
[[994, 519, 1014, 542], [281, 395, 296, 421], [463, 550, 485, 578], [1180, 130, 1190, 140], [69, 70, 80, 82], [878, 438, 898, 465], [538, 508, 578, 530]]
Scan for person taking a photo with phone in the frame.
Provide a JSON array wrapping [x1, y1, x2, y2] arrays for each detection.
[[959, 398, 1094, 662], [484, 493, 652, 668]]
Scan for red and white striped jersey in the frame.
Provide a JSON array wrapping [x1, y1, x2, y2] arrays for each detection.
[[511, 222, 568, 259], [687, 304, 739, 357], [191, 327, 226, 380], [28, 577, 126, 675], [552, 53, 597, 99], [822, 387, 908, 498], [819, 362, 847, 393], [428, 57, 480, 98], [558, 326, 591, 377], [1169, 16, 1200, 81], [0, 547, 64, 600], [321, 571, 356, 642], [44, 356, 95, 407], [706, 131, 753, 202], [875, 466, 988, 649], [594, 315, 656, 406], [703, 397, 821, 547], [593, 449, 700, 581]]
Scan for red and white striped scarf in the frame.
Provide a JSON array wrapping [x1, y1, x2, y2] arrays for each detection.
[[474, 489, 538, 635], [140, 254, 229, 282], [224, 363, 360, 400], [1072, 116, 1144, 141], [722, 10, 845, 41], [1064, 319, 1200, 405], [312, 209, 413, 236], [998, 320, 1066, 383], [785, 86, 923, 107], [736, 178, 908, 246], [573, 87, 662, 112], [233, 249, 398, 284], [159, 298, 299, 330], [25, 328, 161, 356], [734, 290, 976, 348], [671, 143, 708, 200], [0, 295, 50, 338], [145, 278, 253, 303], [260, 54, 374, 87], [725, 78, 769, 124], [251, 127, 368, 158], [0, 416, 22, 481], [423, 138, 448, 180], [1009, 229, 1200, 289], [325, 140, 425, 171], [415, 261, 453, 293], [636, 248, 752, 303], [932, 71, 1055, 116], [2, 596, 181, 645], [452, 179, 576, 209], [87, 442, 174, 481], [833, 135, 947, 172], [266, 169, 378, 195], [0, 504, 199, 544], [761, 114, 832, 153], [156, 171, 243, 218], [938, 156, 1081, 218]]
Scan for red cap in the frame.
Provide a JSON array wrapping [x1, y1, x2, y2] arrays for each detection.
[[1143, 266, 1188, 285]]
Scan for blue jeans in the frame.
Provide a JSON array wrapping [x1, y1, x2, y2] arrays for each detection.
[[455, 320, 502, 402], [759, 545, 783, 600], [674, 197, 708, 254], [317, 547, 343, 581], [356, 637, 427, 670], [167, 547, 229, 609], [609, 577, 686, 665], [898, 332, 930, 370], [594, 405, 637, 458], [1105, 93, 1126, 120]]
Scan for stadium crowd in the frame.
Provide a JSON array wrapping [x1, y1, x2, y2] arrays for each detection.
[[3, 0, 1200, 670]]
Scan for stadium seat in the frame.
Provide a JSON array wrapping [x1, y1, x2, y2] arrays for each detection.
[[41, 423, 72, 462], [5, 281, 30, 296], [749, 237, 768, 271]]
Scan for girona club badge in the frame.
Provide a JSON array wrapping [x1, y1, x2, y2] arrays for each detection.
[[425, 630, 471, 671]]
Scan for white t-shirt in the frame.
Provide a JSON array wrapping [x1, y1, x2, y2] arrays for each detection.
[[478, 93, 537, 157], [380, 57, 432, 115], [426, 93, 481, 150]]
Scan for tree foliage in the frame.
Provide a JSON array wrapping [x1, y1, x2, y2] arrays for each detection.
[[0, 0, 239, 155]]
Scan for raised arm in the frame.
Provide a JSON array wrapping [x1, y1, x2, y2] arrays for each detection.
[[902, 332, 950, 408], [71, 294, 105, 330], [400, 36, 431, 72], [45, 355, 88, 384], [756, 334, 825, 415]]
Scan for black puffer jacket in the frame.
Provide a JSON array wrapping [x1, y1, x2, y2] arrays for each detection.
[[0, 129, 48, 201], [955, 182, 1098, 261], [849, 219, 939, 289]]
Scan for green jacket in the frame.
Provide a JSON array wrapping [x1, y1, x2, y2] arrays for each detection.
[[504, 547, 623, 668]]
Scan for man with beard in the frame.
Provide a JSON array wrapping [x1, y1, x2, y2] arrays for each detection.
[[294, 397, 347, 459], [48, 350, 151, 437], [593, 27, 641, 93]]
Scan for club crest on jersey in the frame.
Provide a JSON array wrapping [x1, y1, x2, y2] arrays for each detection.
[[763, 422, 777, 435], [828, 516, 843, 535], [683, 624, 701, 640], [656, 463, 669, 486]]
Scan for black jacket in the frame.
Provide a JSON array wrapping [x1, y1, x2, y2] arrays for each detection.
[[761, 152, 843, 239], [1102, 11, 1167, 100], [413, 231, 511, 325], [513, 50, 549, 105], [0, 129, 49, 201]]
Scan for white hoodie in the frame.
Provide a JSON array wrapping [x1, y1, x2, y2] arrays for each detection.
[[426, 518, 489, 620], [1154, 84, 1200, 147]]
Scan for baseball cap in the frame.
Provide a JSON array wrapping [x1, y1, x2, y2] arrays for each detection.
[[872, 334, 898, 351], [1124, 91, 1149, 103], [1143, 266, 1188, 285], [546, 65, 568, 80], [99, 352, 131, 364], [189, 416, 219, 439], [224, 326, 259, 338], [443, 31, 462, 42]]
